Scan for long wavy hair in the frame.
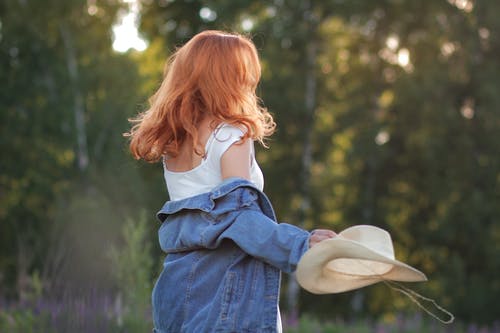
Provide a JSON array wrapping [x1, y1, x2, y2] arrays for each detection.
[[125, 30, 275, 162]]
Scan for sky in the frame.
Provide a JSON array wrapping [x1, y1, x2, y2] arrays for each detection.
[[112, 0, 147, 52], [110, 1, 255, 53], [110, 0, 474, 53]]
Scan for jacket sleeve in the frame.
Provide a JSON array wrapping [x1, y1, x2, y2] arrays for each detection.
[[217, 208, 311, 274]]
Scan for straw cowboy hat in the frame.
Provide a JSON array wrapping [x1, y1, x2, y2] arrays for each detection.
[[296, 225, 427, 294]]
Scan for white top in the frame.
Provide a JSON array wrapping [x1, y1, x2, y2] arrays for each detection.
[[163, 123, 264, 201]]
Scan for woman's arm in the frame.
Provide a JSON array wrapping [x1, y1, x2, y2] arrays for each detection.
[[220, 138, 252, 181]]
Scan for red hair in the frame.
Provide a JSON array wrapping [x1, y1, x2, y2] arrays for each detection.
[[125, 30, 275, 162]]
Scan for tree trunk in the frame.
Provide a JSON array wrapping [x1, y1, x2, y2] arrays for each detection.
[[59, 23, 89, 172], [286, 4, 319, 319]]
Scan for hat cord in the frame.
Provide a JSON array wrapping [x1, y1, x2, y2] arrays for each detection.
[[381, 279, 455, 324], [350, 256, 454, 324]]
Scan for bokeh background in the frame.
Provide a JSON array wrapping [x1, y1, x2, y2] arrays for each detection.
[[1, 0, 499, 332]]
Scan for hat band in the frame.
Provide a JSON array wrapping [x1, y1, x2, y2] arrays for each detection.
[[326, 259, 394, 277]]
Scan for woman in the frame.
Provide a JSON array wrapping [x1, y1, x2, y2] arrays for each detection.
[[126, 30, 335, 333]]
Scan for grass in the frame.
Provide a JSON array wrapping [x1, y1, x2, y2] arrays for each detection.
[[1, 297, 499, 333]]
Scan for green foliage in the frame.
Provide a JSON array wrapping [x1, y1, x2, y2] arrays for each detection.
[[307, 1, 500, 323], [109, 211, 154, 331], [0, 308, 54, 333], [138, 0, 500, 324], [283, 314, 495, 333], [19, 271, 44, 304], [1, 0, 499, 326], [0, 0, 157, 296]]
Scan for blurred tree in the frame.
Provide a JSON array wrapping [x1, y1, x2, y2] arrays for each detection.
[[310, 0, 500, 323], [137, 0, 499, 324], [0, 0, 153, 297], [109, 210, 153, 330], [0, 0, 498, 326]]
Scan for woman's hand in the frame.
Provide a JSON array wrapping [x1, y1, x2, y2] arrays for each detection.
[[309, 229, 337, 248]]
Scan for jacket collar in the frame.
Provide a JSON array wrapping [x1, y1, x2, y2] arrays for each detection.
[[157, 177, 275, 222]]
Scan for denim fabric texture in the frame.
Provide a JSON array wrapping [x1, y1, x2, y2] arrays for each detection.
[[152, 178, 311, 333]]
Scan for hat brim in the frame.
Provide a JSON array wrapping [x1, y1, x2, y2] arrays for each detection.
[[296, 237, 428, 294]]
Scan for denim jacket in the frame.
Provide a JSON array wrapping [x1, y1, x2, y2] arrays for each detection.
[[152, 178, 311, 333]]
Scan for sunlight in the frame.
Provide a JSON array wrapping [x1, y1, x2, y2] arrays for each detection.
[[460, 98, 475, 119], [375, 130, 390, 145], [111, 0, 148, 53], [478, 27, 490, 40], [241, 18, 254, 32], [397, 48, 410, 67], [199, 7, 217, 22], [386, 35, 399, 51], [441, 41, 457, 57], [379, 42, 413, 72], [448, 0, 474, 12]]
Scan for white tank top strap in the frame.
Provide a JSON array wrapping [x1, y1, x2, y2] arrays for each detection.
[[163, 123, 264, 201], [205, 123, 245, 168], [202, 125, 219, 159]]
